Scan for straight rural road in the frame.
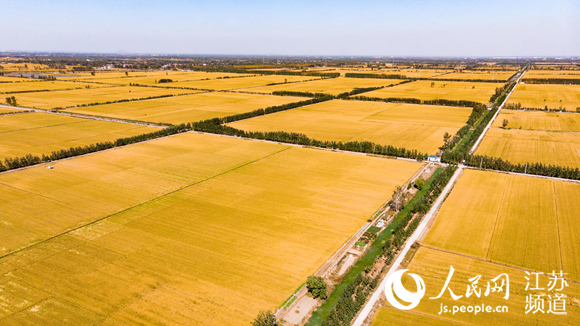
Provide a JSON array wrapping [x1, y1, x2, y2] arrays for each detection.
[[352, 165, 463, 326]]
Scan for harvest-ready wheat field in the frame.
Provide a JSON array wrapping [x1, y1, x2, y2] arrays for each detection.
[[0, 112, 157, 158], [492, 110, 580, 131], [0, 108, 23, 114], [507, 83, 580, 111], [336, 68, 452, 78], [13, 86, 197, 110], [372, 247, 580, 326], [363, 80, 503, 104], [423, 169, 580, 281], [167, 75, 321, 90], [524, 69, 580, 79], [237, 77, 406, 95], [0, 76, 38, 82], [228, 99, 472, 154], [0, 80, 103, 93], [433, 70, 516, 81], [65, 92, 304, 124], [0, 132, 422, 325], [57, 70, 200, 80], [65, 72, 254, 85], [0, 63, 52, 71], [475, 127, 580, 168]]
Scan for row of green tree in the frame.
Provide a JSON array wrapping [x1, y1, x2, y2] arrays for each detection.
[[391, 166, 456, 249], [490, 81, 516, 103], [0, 124, 189, 172], [350, 95, 484, 108], [345, 73, 407, 79], [505, 102, 579, 112], [464, 155, 580, 180], [272, 90, 329, 98]]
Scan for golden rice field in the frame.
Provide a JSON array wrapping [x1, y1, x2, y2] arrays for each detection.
[[492, 110, 580, 132], [66, 92, 304, 124], [0, 132, 421, 325], [237, 77, 406, 95], [525, 70, 580, 79], [475, 128, 580, 168], [372, 247, 580, 325], [0, 80, 102, 94], [434, 71, 516, 81], [507, 83, 580, 111], [0, 112, 157, 158], [424, 169, 580, 280], [165, 75, 320, 90], [14, 86, 197, 110], [227, 99, 472, 154], [363, 80, 504, 104]]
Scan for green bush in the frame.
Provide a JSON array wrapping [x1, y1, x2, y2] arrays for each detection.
[[307, 276, 328, 300]]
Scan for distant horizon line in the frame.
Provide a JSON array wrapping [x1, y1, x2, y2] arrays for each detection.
[[1, 51, 579, 60]]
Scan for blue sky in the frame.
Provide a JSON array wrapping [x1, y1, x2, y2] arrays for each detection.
[[1, 0, 578, 56]]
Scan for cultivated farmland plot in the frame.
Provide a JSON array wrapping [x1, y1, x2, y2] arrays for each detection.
[[0, 107, 23, 114], [167, 75, 321, 90], [476, 110, 580, 168], [65, 92, 305, 124], [433, 70, 517, 81], [13, 86, 197, 110], [0, 80, 104, 94], [363, 80, 503, 104], [476, 128, 580, 169], [56, 70, 198, 80], [524, 70, 580, 80], [424, 169, 580, 281], [0, 112, 158, 159], [0, 76, 39, 82], [0, 132, 422, 325], [329, 68, 452, 78], [228, 99, 472, 154], [0, 63, 52, 71], [66, 72, 254, 86], [507, 83, 580, 111], [371, 247, 580, 325], [236, 77, 406, 95], [492, 110, 580, 132]]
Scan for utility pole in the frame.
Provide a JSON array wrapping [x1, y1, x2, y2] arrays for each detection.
[[480, 157, 483, 169]]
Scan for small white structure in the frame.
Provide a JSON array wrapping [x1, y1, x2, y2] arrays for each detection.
[[47, 166, 54, 169], [428, 155, 441, 162], [376, 220, 385, 228]]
